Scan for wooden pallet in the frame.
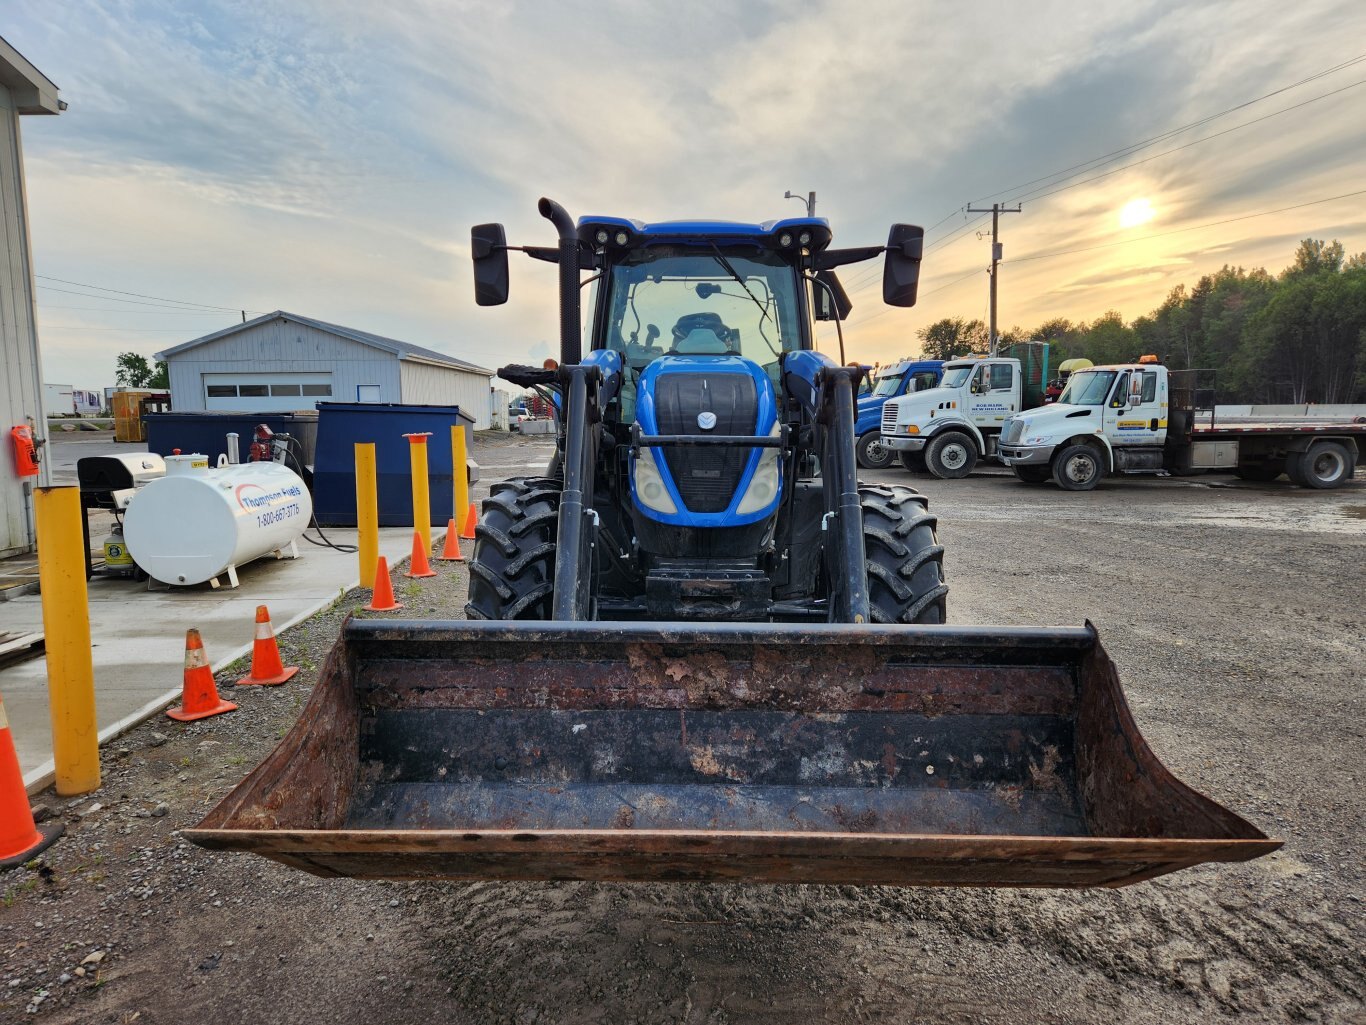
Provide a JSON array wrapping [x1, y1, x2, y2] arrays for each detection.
[[0, 631, 45, 670]]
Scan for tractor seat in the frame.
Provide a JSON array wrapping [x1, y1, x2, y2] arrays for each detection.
[[670, 312, 734, 355]]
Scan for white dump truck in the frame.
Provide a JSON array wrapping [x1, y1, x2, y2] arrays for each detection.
[[997, 360, 1364, 490]]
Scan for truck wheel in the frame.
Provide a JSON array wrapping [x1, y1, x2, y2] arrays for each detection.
[[861, 484, 947, 625], [1052, 443, 1104, 491], [1011, 464, 1052, 484], [1233, 463, 1283, 482], [466, 477, 561, 620], [1293, 441, 1354, 489], [926, 431, 977, 479], [856, 431, 895, 470], [898, 450, 927, 473]]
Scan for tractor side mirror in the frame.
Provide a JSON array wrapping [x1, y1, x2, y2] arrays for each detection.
[[883, 224, 924, 307], [471, 223, 510, 306]]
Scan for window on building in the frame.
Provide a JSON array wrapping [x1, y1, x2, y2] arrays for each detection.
[[206, 385, 237, 398], [357, 385, 381, 403], [301, 384, 332, 397], [238, 384, 269, 397], [270, 384, 302, 396]]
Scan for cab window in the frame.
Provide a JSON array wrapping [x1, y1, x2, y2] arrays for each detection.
[[1109, 372, 1130, 408], [1140, 371, 1157, 403], [987, 363, 1014, 391], [910, 370, 939, 392]]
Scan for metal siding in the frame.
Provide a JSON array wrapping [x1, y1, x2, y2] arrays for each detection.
[[0, 87, 44, 555], [398, 362, 492, 428], [165, 320, 402, 410]]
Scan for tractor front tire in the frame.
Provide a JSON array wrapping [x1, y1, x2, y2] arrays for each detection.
[[861, 484, 948, 625], [465, 477, 561, 620]]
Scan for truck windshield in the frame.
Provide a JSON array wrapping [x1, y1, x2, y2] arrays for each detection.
[[598, 247, 803, 369], [941, 366, 973, 388], [873, 371, 906, 397], [1057, 370, 1116, 406]]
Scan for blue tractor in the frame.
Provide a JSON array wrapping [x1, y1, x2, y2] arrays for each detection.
[[467, 199, 947, 625]]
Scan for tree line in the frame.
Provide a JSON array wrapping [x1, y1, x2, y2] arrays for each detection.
[[914, 239, 1366, 404]]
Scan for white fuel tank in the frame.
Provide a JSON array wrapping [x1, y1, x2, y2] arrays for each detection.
[[123, 459, 312, 586]]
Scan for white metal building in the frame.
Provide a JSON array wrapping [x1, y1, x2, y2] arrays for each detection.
[[0, 37, 61, 557], [156, 311, 495, 428]]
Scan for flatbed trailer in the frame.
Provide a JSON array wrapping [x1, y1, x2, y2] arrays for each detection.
[[998, 365, 1364, 490]]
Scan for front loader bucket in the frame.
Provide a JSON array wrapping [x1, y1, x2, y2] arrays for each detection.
[[186, 620, 1278, 888]]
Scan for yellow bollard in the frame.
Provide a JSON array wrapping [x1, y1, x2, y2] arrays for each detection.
[[404, 432, 433, 553], [451, 423, 470, 534], [34, 487, 100, 796], [354, 443, 378, 589]]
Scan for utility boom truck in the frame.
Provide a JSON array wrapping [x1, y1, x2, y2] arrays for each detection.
[[881, 355, 1044, 478], [999, 361, 1364, 490], [185, 200, 1277, 889]]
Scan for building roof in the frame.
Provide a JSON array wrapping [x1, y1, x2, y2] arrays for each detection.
[[0, 36, 62, 115], [156, 311, 493, 377]]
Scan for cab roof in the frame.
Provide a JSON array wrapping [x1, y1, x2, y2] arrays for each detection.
[[577, 215, 833, 251]]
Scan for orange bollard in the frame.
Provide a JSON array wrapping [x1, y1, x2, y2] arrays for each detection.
[[405, 530, 437, 579], [366, 556, 403, 611], [437, 519, 465, 562], [0, 691, 65, 870], [460, 501, 478, 540], [236, 605, 299, 687], [167, 629, 237, 722]]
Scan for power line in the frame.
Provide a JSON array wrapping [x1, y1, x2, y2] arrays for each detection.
[[38, 304, 247, 314], [1010, 187, 1366, 264], [35, 274, 257, 312], [1007, 76, 1366, 207], [972, 53, 1366, 206]]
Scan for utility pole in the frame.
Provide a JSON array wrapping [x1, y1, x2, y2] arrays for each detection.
[[964, 202, 1021, 354], [784, 190, 816, 217]]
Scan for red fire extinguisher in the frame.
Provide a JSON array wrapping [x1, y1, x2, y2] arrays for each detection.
[[10, 425, 40, 477]]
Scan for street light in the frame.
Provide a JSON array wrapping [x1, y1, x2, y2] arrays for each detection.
[[784, 190, 816, 217]]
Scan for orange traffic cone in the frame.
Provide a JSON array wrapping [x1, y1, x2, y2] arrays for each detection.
[[0, 691, 65, 870], [460, 502, 478, 540], [167, 629, 237, 722], [437, 518, 465, 562], [236, 605, 299, 686], [405, 530, 437, 578], [366, 556, 403, 611]]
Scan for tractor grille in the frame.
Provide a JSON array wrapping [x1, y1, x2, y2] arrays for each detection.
[[1002, 418, 1025, 445], [881, 404, 900, 435], [654, 372, 758, 513]]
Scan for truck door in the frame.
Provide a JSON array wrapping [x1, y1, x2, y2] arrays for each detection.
[[1106, 369, 1166, 446], [968, 361, 1016, 428]]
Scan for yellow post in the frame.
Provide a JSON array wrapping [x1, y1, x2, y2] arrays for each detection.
[[34, 487, 100, 796], [405, 433, 433, 552], [451, 422, 470, 530], [354, 443, 378, 588]]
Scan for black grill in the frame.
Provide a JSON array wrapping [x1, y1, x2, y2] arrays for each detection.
[[654, 372, 758, 513]]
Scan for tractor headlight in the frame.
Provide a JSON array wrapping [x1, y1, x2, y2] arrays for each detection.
[[614, 231, 629, 246], [595, 229, 609, 245], [632, 446, 678, 515], [798, 231, 812, 246], [735, 425, 784, 516], [778, 232, 793, 247]]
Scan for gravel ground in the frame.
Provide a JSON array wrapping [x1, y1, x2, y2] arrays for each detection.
[[2, 434, 1362, 1025]]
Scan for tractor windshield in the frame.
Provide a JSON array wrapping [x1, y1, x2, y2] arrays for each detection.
[[599, 247, 804, 375]]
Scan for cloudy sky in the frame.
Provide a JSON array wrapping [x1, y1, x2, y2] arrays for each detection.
[[8, 0, 1366, 387]]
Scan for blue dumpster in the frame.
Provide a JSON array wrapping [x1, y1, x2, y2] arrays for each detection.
[[311, 402, 477, 527], [144, 411, 319, 468]]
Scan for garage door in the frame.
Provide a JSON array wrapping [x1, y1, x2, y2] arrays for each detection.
[[203, 373, 334, 411]]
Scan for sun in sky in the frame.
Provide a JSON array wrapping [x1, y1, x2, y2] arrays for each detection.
[[1119, 197, 1156, 229]]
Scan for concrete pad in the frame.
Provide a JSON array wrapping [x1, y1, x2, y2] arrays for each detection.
[[2, 524, 429, 789]]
